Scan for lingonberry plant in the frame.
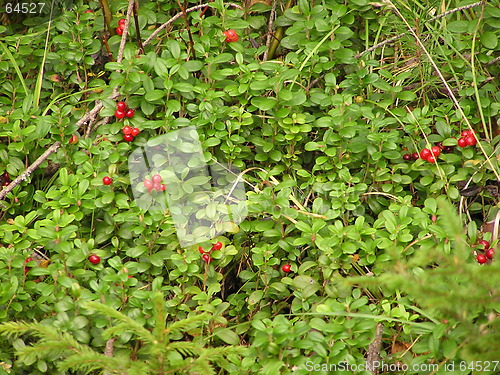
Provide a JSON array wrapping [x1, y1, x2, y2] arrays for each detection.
[[0, 0, 498, 373]]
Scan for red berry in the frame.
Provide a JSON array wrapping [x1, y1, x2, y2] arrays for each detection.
[[212, 241, 223, 251], [125, 109, 135, 118], [123, 134, 134, 142], [131, 128, 140, 137], [427, 155, 436, 163], [282, 264, 291, 273], [202, 253, 211, 263], [152, 174, 162, 184], [3, 172, 10, 181], [116, 27, 123, 36], [85, 10, 94, 13], [115, 109, 125, 119], [143, 179, 153, 190], [69, 134, 79, 144], [457, 137, 467, 148], [3, 181, 10, 186], [24, 257, 34, 274], [198, 246, 206, 254], [89, 254, 101, 264], [431, 146, 441, 157], [479, 240, 490, 249], [411, 152, 419, 161], [461, 130, 469, 137], [116, 101, 127, 111], [467, 129, 475, 136], [403, 153, 411, 161], [223, 29, 238, 42], [103, 176, 112, 185], [122, 125, 132, 135], [476, 254, 487, 264], [118, 19, 126, 27], [420, 148, 431, 160], [485, 248, 495, 260], [160, 184, 166, 191], [153, 182, 162, 191], [465, 136, 477, 146]]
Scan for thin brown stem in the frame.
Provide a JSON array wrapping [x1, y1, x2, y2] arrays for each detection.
[[143, 3, 244, 49], [0, 142, 61, 204]]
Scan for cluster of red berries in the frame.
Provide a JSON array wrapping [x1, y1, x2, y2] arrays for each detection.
[[457, 129, 477, 148], [143, 174, 166, 193], [122, 125, 140, 142], [2, 171, 11, 187], [403, 142, 454, 163], [198, 241, 223, 263], [223, 29, 238, 42], [116, 18, 126, 36], [115, 101, 135, 120], [475, 239, 495, 264]]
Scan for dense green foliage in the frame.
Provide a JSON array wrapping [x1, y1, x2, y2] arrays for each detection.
[[0, 0, 499, 374]]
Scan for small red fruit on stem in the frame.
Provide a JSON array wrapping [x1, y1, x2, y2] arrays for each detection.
[[212, 241, 223, 251], [282, 264, 291, 273], [457, 137, 467, 148], [125, 109, 135, 118], [89, 254, 101, 264], [479, 240, 490, 249], [485, 248, 495, 260], [115, 110, 125, 119], [131, 128, 140, 137], [431, 146, 441, 157], [223, 29, 238, 42], [476, 254, 487, 264], [116, 27, 123, 36], [103, 176, 112, 185], [143, 179, 153, 190], [465, 136, 477, 146], [122, 126, 132, 135], [202, 253, 211, 263], [420, 148, 431, 160], [152, 174, 162, 184], [69, 134, 79, 144], [116, 101, 127, 111], [123, 134, 134, 142]]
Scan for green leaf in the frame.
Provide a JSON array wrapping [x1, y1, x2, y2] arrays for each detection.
[[183, 60, 203, 72], [214, 327, 240, 345], [481, 31, 498, 49], [397, 91, 416, 101], [105, 62, 123, 71], [144, 90, 164, 102], [212, 53, 234, 64], [251, 97, 276, 111], [247, 290, 264, 305]]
